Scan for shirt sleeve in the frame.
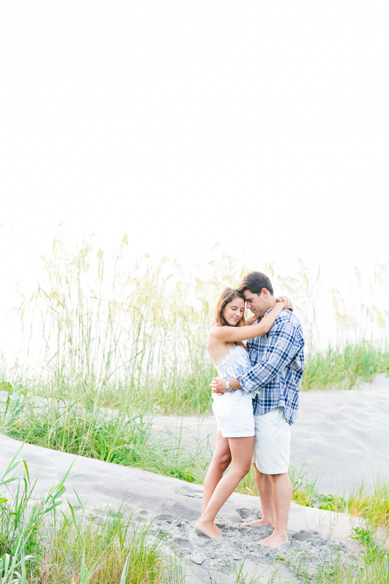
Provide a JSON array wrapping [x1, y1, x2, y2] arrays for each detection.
[[237, 318, 302, 394]]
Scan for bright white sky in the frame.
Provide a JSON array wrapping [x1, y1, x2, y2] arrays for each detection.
[[1, 1, 389, 328]]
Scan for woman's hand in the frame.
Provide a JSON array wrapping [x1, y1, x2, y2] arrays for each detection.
[[211, 377, 227, 394], [276, 295, 293, 311], [245, 314, 257, 325]]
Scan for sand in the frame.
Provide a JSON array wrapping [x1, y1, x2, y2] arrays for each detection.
[[152, 374, 389, 496], [1, 375, 388, 582]]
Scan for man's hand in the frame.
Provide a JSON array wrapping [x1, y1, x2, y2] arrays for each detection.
[[276, 295, 293, 311], [211, 377, 226, 395]]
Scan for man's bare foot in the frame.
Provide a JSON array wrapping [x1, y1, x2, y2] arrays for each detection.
[[195, 518, 222, 539], [258, 532, 288, 548], [239, 518, 274, 527]]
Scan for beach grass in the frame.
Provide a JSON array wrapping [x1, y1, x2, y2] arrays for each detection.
[[0, 450, 184, 583], [1, 240, 389, 581], [0, 391, 208, 484], [348, 484, 389, 529], [44, 509, 183, 584], [1, 237, 388, 416], [309, 525, 389, 583], [316, 482, 389, 530], [2, 457, 388, 584], [4, 450, 386, 584], [2, 389, 388, 536], [236, 462, 389, 535], [302, 342, 389, 392], [2, 340, 389, 417], [1, 432, 388, 583]]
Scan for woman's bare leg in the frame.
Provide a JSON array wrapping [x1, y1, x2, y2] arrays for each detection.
[[202, 431, 231, 513], [195, 436, 254, 538]]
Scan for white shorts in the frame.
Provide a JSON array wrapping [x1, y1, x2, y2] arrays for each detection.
[[212, 391, 254, 438], [251, 406, 291, 474]]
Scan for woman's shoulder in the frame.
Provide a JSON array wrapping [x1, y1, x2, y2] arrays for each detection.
[[209, 325, 225, 339], [208, 326, 224, 350]]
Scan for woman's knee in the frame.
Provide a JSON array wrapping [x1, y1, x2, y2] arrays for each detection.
[[215, 451, 231, 471], [230, 461, 251, 477], [211, 444, 231, 462]]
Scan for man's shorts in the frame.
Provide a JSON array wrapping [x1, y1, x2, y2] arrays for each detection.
[[251, 406, 291, 475]]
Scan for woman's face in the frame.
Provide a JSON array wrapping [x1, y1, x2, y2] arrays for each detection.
[[223, 297, 244, 326]]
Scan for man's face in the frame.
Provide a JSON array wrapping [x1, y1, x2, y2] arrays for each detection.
[[243, 289, 268, 318]]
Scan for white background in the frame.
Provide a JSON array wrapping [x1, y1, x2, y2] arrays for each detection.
[[1, 1, 389, 347]]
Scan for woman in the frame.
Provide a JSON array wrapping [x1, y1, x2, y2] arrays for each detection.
[[195, 288, 291, 538]]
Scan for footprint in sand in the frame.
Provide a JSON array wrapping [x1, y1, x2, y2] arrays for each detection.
[[175, 485, 203, 499], [235, 507, 259, 520]]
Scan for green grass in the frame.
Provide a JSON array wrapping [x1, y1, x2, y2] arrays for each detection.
[[2, 236, 388, 417], [283, 544, 389, 584], [2, 452, 388, 584], [312, 483, 389, 531], [1, 239, 389, 581], [302, 342, 389, 392], [236, 462, 389, 536], [309, 525, 389, 583], [0, 449, 185, 584], [0, 391, 207, 484], [44, 508, 184, 584], [2, 388, 389, 534], [2, 340, 389, 417], [0, 446, 71, 583], [2, 411, 389, 583]]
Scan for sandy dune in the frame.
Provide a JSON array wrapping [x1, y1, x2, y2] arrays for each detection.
[[152, 374, 389, 496], [2, 377, 388, 581], [0, 432, 363, 583]]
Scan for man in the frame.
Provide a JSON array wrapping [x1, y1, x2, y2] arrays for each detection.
[[211, 271, 304, 549]]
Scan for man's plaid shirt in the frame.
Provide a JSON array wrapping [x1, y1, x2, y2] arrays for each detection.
[[237, 308, 304, 425]]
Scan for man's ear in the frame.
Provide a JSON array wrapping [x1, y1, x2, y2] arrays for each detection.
[[261, 287, 268, 298]]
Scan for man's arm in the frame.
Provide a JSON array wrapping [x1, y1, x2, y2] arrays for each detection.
[[211, 319, 303, 395]]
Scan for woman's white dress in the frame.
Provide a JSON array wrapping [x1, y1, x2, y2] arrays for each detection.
[[211, 345, 254, 437]]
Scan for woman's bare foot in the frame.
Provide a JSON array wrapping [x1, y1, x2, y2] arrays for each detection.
[[257, 532, 288, 548], [195, 518, 222, 538], [239, 517, 274, 527]]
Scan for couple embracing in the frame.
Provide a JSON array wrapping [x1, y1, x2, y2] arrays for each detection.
[[195, 271, 304, 549]]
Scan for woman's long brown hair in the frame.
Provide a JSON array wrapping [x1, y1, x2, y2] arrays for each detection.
[[213, 288, 248, 350]]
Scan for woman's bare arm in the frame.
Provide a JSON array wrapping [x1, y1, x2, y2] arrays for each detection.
[[213, 301, 286, 343], [244, 296, 292, 326]]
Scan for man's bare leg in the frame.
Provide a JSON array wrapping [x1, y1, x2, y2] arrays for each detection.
[[202, 432, 231, 513], [195, 436, 253, 538], [257, 472, 292, 548], [239, 464, 275, 526]]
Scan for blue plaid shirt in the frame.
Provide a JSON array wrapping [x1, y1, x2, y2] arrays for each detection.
[[237, 309, 304, 425]]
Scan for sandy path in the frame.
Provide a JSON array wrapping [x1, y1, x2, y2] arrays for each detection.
[[0, 433, 363, 583], [151, 374, 389, 495], [1, 376, 388, 581]]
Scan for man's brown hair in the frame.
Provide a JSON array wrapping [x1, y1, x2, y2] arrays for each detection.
[[238, 271, 274, 296]]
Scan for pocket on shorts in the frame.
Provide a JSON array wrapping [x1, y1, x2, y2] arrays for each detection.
[[271, 406, 285, 425], [213, 396, 232, 419], [259, 406, 282, 427]]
